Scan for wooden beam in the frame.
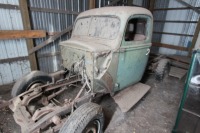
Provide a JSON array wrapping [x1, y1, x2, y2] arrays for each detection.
[[149, 0, 155, 13], [154, 20, 198, 23], [47, 31, 60, 36], [29, 7, 79, 15], [29, 26, 73, 55], [37, 51, 61, 58], [0, 56, 28, 64], [176, 0, 200, 14], [154, 7, 200, 11], [0, 30, 46, 40], [89, 0, 96, 9], [152, 42, 189, 51], [171, 61, 189, 70], [167, 55, 191, 64], [19, 0, 38, 70], [0, 3, 19, 10], [189, 18, 200, 55], [153, 31, 193, 37]]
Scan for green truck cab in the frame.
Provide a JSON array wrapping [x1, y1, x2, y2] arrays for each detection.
[[60, 6, 153, 94]]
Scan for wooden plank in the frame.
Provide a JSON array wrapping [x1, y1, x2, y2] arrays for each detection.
[[154, 20, 198, 23], [0, 30, 46, 40], [30, 7, 79, 15], [0, 56, 28, 64], [47, 31, 60, 36], [167, 55, 191, 64], [169, 66, 187, 79], [89, 0, 96, 9], [149, 0, 155, 13], [154, 7, 200, 11], [0, 3, 19, 10], [37, 51, 60, 58], [171, 61, 189, 70], [152, 42, 189, 51], [29, 26, 73, 55], [19, 0, 38, 70], [153, 31, 193, 37]]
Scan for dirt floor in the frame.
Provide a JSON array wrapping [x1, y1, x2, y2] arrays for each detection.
[[0, 74, 185, 133]]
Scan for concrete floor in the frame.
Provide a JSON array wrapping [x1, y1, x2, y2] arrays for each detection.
[[0, 74, 184, 133]]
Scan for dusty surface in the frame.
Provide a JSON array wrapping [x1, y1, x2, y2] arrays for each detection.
[[102, 74, 184, 133], [0, 74, 184, 133], [0, 84, 20, 133]]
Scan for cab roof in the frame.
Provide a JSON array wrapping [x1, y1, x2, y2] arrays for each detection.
[[77, 6, 153, 19]]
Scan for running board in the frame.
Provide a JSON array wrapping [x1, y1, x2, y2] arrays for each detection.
[[113, 83, 150, 112]]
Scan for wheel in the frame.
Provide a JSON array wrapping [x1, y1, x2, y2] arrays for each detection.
[[11, 71, 52, 97], [59, 102, 104, 133], [155, 59, 169, 81]]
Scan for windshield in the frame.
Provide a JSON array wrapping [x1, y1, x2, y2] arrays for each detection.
[[73, 16, 120, 40]]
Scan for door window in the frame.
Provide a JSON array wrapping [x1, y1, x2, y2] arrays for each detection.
[[125, 18, 147, 42]]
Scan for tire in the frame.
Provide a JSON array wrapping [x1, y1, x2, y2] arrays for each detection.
[[11, 71, 52, 97], [155, 59, 169, 81], [59, 102, 104, 133]]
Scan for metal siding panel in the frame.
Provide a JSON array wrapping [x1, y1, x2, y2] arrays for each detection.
[[0, 63, 14, 84], [10, 62, 23, 81], [0, 0, 31, 85], [21, 60, 31, 75], [0, 41, 7, 59]]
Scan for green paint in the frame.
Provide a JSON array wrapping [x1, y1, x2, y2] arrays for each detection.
[[172, 50, 199, 132]]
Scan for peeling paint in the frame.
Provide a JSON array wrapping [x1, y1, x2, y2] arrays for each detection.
[[60, 6, 153, 94]]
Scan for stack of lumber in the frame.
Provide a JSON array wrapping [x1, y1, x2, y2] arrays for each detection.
[[167, 55, 190, 79]]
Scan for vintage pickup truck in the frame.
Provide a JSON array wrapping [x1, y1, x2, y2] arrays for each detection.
[[0, 6, 153, 133]]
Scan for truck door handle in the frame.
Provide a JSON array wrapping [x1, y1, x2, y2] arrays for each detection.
[[146, 48, 150, 55]]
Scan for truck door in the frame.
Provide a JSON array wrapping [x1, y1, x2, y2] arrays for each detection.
[[116, 15, 153, 91]]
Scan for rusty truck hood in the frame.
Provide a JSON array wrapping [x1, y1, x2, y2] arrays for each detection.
[[60, 38, 113, 84], [59, 38, 111, 53]]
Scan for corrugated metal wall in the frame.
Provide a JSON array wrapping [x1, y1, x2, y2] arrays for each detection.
[[29, 0, 90, 73], [30, 0, 126, 74], [153, 0, 200, 56], [1, 0, 199, 85], [0, 0, 31, 85], [95, 0, 127, 7]]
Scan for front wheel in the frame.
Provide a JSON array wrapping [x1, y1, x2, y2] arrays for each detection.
[[11, 71, 52, 97], [59, 102, 104, 133]]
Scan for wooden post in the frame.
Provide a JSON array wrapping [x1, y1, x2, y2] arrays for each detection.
[[19, 0, 38, 70], [89, 0, 95, 9], [149, 0, 155, 13], [189, 18, 200, 55], [127, 0, 133, 6]]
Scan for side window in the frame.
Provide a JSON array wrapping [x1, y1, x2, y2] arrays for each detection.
[[125, 18, 147, 41]]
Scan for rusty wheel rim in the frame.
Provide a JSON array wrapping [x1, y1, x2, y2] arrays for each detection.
[[84, 120, 101, 133]]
